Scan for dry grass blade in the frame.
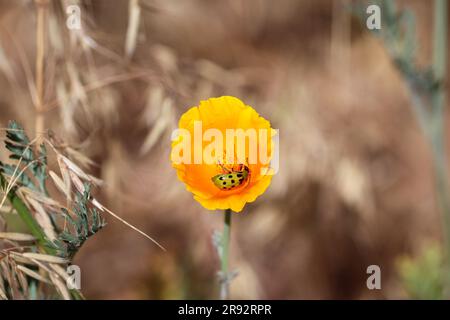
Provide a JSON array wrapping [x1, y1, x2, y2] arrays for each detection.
[[9, 262, 23, 299], [16, 266, 29, 293], [49, 170, 71, 200], [65, 147, 96, 169], [16, 265, 51, 284], [50, 263, 69, 282], [80, 32, 124, 63], [125, 0, 141, 60], [20, 188, 61, 208], [26, 196, 57, 241], [27, 257, 54, 275], [60, 154, 102, 185], [9, 252, 34, 265], [22, 253, 68, 264], [60, 154, 92, 181], [0, 267, 6, 300], [0, 286, 7, 300], [0, 260, 17, 298], [70, 170, 86, 194], [140, 96, 173, 155], [56, 153, 73, 197], [0, 42, 15, 82], [0, 232, 36, 242], [49, 272, 71, 300], [95, 200, 166, 251]]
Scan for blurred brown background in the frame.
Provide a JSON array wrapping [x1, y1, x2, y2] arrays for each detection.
[[0, 0, 449, 299]]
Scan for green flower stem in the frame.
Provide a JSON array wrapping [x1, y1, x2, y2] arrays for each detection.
[[220, 208, 232, 300], [1, 173, 50, 250]]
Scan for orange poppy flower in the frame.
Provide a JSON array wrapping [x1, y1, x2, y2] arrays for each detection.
[[171, 96, 274, 212]]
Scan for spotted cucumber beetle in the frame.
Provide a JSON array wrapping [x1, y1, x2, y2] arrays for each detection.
[[211, 162, 250, 191]]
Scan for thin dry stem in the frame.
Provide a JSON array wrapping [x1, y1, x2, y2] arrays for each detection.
[[35, 0, 49, 143]]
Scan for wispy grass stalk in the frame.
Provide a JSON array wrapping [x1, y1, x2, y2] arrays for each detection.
[[365, 0, 449, 296], [220, 209, 232, 300], [34, 0, 48, 143]]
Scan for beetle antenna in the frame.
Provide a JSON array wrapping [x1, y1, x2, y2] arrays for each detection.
[[217, 159, 232, 173]]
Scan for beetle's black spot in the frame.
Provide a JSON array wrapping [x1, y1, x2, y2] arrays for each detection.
[[237, 174, 243, 178], [219, 176, 224, 180], [223, 182, 226, 185], [231, 179, 235, 184], [228, 175, 233, 178]]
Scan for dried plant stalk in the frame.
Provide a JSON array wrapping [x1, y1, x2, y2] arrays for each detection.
[[125, 0, 141, 60], [34, 0, 49, 142]]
